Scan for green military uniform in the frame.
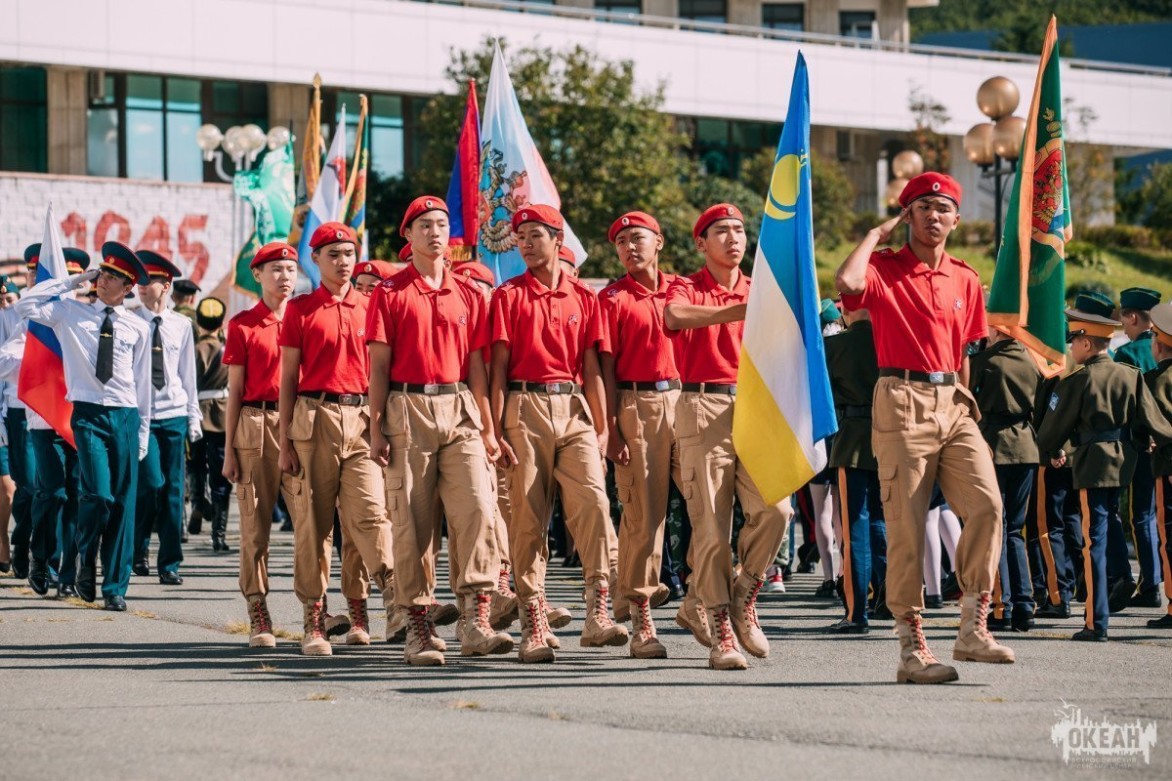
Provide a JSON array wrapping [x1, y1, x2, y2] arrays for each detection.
[[1114, 287, 1162, 608], [1034, 372, 1080, 616], [1036, 293, 1172, 639], [1142, 302, 1172, 627], [969, 336, 1041, 629], [823, 319, 885, 630], [191, 297, 232, 553]]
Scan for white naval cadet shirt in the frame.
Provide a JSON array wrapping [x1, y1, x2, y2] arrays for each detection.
[[15, 275, 152, 458], [0, 307, 25, 412], [133, 306, 202, 439], [0, 328, 54, 431]]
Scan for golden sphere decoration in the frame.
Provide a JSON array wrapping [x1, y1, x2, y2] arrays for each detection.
[[963, 123, 996, 166], [992, 115, 1027, 161], [891, 150, 925, 179], [977, 76, 1020, 120]]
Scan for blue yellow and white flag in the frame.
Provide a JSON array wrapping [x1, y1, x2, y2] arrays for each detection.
[[344, 95, 370, 262], [478, 41, 586, 283], [296, 105, 347, 286], [732, 52, 837, 505]]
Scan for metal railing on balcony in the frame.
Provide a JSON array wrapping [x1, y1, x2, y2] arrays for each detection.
[[410, 0, 1172, 77]]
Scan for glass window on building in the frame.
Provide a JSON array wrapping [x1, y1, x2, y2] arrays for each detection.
[[88, 73, 206, 182], [595, 0, 642, 15], [0, 66, 48, 173], [840, 10, 876, 39], [679, 0, 727, 24], [330, 90, 407, 181], [762, 3, 803, 32], [688, 116, 780, 179]]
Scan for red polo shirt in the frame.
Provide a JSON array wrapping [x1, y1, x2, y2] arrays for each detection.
[[599, 271, 679, 383], [490, 269, 605, 383], [365, 264, 487, 384], [840, 244, 986, 373], [223, 300, 282, 403], [665, 266, 749, 384], [278, 284, 370, 394]]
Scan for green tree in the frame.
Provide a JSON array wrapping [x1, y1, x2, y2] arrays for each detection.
[[739, 147, 855, 249], [910, 0, 1172, 45], [1128, 161, 1172, 230], [411, 38, 692, 279]]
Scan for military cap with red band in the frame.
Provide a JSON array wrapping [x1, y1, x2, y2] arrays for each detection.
[[99, 242, 150, 284], [251, 241, 298, 269], [399, 195, 450, 237], [512, 204, 564, 232], [309, 221, 357, 250], [693, 203, 744, 241], [24, 243, 91, 274], [453, 261, 495, 287], [137, 250, 183, 281], [608, 211, 661, 243], [898, 172, 963, 208]]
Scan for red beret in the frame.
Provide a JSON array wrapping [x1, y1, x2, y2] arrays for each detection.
[[355, 260, 398, 280], [397, 244, 413, 262], [251, 241, 298, 269], [453, 261, 495, 287], [898, 172, 962, 208], [693, 203, 744, 241], [558, 245, 576, 265], [309, 221, 356, 250], [512, 204, 564, 233], [608, 211, 661, 243], [399, 195, 450, 237]]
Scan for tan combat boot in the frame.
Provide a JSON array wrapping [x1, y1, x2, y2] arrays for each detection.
[[345, 598, 371, 645], [321, 594, 351, 638], [385, 605, 408, 643], [731, 573, 769, 658], [651, 583, 671, 609], [611, 567, 631, 622], [896, 614, 959, 684], [404, 606, 445, 666], [301, 600, 332, 656], [246, 595, 276, 648], [518, 598, 556, 663], [675, 589, 712, 648], [490, 567, 519, 630], [629, 595, 667, 659], [536, 593, 562, 648], [461, 592, 515, 656], [953, 592, 1016, 664], [428, 600, 460, 627], [581, 577, 629, 648], [707, 606, 748, 670]]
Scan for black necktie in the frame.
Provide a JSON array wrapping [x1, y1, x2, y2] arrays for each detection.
[[151, 316, 165, 390], [96, 306, 114, 383]]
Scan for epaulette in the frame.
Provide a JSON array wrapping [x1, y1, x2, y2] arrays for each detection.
[[948, 256, 980, 277]]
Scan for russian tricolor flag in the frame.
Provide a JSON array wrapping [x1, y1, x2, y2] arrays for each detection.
[[296, 105, 348, 287], [18, 204, 75, 448]]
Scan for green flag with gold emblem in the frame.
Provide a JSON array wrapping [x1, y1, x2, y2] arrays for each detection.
[[987, 16, 1071, 377]]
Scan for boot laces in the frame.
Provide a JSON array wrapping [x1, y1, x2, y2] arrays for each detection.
[[497, 568, 516, 599], [974, 593, 995, 641], [633, 597, 654, 640], [249, 599, 272, 634], [523, 601, 544, 646], [348, 599, 369, 631], [714, 608, 737, 652], [474, 592, 494, 629], [408, 606, 432, 642], [905, 615, 939, 664], [742, 579, 763, 628], [305, 601, 325, 639], [593, 581, 616, 627]]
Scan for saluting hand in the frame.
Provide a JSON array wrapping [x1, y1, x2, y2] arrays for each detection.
[[68, 268, 100, 290], [370, 430, 391, 468], [873, 208, 909, 245]]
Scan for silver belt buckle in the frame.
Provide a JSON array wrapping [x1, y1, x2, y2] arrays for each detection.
[[340, 394, 356, 404], [654, 380, 670, 392], [545, 383, 560, 394], [423, 383, 440, 395], [929, 372, 945, 384], [729, 386, 737, 396]]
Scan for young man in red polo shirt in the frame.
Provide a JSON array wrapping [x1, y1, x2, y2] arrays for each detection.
[[599, 210, 679, 659], [368, 196, 513, 665], [490, 204, 628, 663], [836, 173, 1013, 684], [222, 241, 299, 648], [664, 203, 795, 671], [278, 222, 396, 657]]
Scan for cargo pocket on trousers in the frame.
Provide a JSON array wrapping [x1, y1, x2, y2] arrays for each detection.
[[382, 394, 411, 449], [678, 465, 696, 501], [615, 469, 635, 505], [872, 383, 911, 433], [384, 475, 405, 518], [289, 400, 317, 443], [281, 472, 307, 520], [233, 408, 264, 450], [878, 463, 899, 519]]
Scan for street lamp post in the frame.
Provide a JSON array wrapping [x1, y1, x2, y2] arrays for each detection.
[[884, 149, 926, 212], [964, 77, 1026, 259]]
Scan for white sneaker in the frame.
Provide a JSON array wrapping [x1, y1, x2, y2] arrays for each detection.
[[765, 565, 786, 594]]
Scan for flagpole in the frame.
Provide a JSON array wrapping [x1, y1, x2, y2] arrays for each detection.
[[343, 94, 367, 214]]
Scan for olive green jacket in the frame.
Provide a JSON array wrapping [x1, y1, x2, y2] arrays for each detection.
[[825, 321, 879, 471], [969, 339, 1041, 465], [1037, 354, 1172, 489], [1144, 359, 1172, 477]]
